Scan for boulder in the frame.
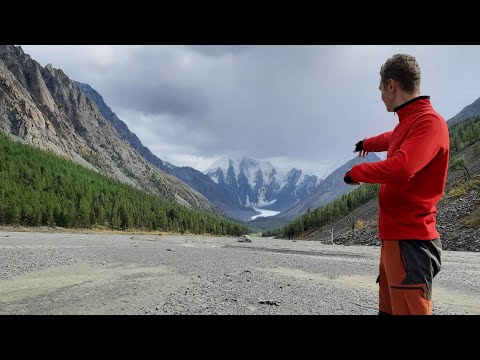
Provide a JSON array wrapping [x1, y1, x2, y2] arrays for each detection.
[[238, 235, 252, 242]]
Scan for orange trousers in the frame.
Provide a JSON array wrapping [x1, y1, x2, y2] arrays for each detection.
[[378, 239, 441, 315]]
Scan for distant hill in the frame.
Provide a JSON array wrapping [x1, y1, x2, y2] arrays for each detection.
[[447, 96, 480, 126]]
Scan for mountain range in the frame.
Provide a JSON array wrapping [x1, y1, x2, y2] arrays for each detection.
[[205, 157, 321, 212]]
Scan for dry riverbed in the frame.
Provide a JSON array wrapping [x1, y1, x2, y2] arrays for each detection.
[[1, 231, 479, 315]]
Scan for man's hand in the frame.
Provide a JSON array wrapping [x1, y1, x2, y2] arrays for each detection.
[[344, 170, 360, 185], [354, 139, 368, 158]]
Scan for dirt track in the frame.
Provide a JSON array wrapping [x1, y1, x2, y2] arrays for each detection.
[[1, 231, 479, 315]]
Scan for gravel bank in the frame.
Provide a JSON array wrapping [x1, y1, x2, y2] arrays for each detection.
[[1, 231, 479, 315]]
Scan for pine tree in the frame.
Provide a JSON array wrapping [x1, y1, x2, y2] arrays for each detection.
[[78, 196, 91, 228]]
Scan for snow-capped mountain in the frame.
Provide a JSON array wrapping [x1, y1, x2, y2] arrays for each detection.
[[205, 156, 323, 212]]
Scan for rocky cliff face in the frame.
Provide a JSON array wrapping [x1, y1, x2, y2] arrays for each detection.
[[0, 45, 216, 212]]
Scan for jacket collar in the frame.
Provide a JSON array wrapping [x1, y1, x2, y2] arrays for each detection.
[[394, 95, 431, 120]]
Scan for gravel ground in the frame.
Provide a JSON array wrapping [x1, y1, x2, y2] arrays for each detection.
[[1, 231, 479, 315]]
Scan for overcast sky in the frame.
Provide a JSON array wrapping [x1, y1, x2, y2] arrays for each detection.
[[19, 45, 480, 178]]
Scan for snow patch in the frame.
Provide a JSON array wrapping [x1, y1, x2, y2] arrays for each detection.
[[250, 207, 281, 220]]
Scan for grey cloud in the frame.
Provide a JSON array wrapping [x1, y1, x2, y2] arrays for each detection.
[[19, 45, 480, 177], [108, 81, 210, 117], [188, 45, 252, 57]]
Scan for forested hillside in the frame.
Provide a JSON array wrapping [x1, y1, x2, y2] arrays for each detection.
[[0, 133, 248, 236]]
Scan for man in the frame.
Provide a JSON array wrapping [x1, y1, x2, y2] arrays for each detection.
[[344, 54, 449, 315]]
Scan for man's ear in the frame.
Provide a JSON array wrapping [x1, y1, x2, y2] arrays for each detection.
[[387, 78, 396, 93]]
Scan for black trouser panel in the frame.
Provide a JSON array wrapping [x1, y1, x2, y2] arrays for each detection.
[[398, 239, 442, 300]]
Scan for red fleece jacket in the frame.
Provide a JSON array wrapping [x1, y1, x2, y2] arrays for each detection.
[[349, 96, 450, 240]]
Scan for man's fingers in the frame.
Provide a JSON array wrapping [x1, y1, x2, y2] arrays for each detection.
[[354, 148, 369, 157]]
